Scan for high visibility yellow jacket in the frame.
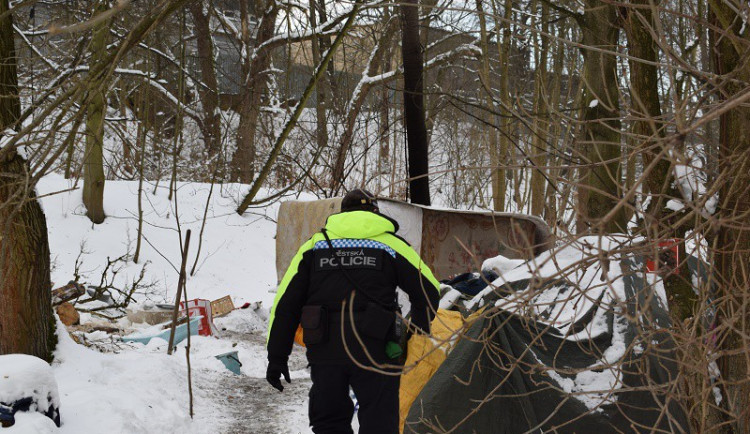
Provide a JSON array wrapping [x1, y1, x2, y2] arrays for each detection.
[[267, 211, 440, 366]]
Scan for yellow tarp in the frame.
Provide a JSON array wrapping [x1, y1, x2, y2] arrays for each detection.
[[399, 309, 477, 433]]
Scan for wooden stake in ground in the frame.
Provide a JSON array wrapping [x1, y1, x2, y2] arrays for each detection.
[[166, 229, 194, 417], [167, 229, 192, 354], [181, 236, 195, 418]]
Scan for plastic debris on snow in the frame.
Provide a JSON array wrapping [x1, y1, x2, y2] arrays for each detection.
[[438, 286, 464, 310]]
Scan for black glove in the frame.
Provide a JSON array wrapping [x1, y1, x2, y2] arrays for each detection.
[[266, 360, 291, 392]]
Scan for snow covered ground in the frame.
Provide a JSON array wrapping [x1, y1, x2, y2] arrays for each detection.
[[9, 174, 318, 433], [47, 312, 312, 434], [39, 174, 285, 309], [6, 174, 688, 432]]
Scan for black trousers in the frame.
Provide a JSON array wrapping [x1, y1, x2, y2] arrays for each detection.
[[309, 363, 400, 434]]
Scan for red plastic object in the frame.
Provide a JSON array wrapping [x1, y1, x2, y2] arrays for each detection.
[[179, 299, 217, 336], [646, 239, 680, 274]]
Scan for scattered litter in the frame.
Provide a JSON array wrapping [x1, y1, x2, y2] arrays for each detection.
[[214, 309, 267, 334], [481, 256, 525, 276], [442, 271, 499, 296], [56, 302, 80, 326], [50, 281, 85, 306], [126, 306, 173, 325], [90, 326, 120, 334], [79, 302, 126, 321], [121, 316, 203, 346], [646, 239, 681, 275], [85, 286, 114, 305], [239, 301, 262, 310], [215, 351, 242, 375], [180, 299, 220, 336], [211, 295, 235, 318]]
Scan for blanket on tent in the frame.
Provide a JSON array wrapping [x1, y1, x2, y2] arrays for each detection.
[[403, 237, 690, 433], [399, 309, 483, 432]]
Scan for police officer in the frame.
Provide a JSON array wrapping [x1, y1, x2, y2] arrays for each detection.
[[266, 189, 440, 434]]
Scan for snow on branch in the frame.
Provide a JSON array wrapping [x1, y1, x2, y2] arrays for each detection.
[[212, 6, 241, 40], [133, 40, 209, 91], [13, 24, 61, 70], [252, 11, 352, 60], [670, 148, 718, 218], [53, 65, 200, 121], [112, 69, 200, 120]]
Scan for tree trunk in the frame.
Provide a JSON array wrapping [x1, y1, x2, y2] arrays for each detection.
[[544, 19, 566, 226], [711, 1, 750, 429], [378, 8, 393, 192], [231, 0, 278, 183], [0, 0, 55, 361], [623, 0, 673, 222], [63, 117, 81, 179], [310, 0, 329, 174], [529, 0, 549, 218], [189, 2, 222, 161], [400, 0, 430, 205], [623, 1, 696, 323], [169, 12, 186, 201], [475, 0, 500, 211], [82, 2, 110, 224], [420, 0, 438, 145], [314, 0, 336, 99], [575, 0, 627, 233], [330, 17, 397, 193], [490, 0, 512, 211], [133, 85, 148, 264]]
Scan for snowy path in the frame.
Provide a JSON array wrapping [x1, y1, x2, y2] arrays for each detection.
[[46, 310, 314, 434], [199, 330, 312, 434], [211, 374, 312, 433]]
